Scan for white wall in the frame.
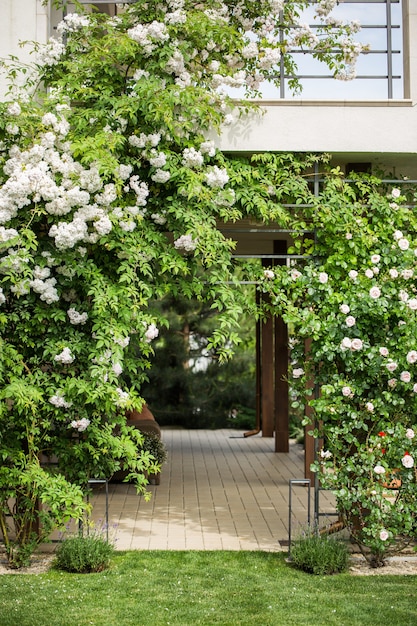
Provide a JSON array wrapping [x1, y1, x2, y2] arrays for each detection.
[[0, 0, 50, 97], [218, 99, 417, 163]]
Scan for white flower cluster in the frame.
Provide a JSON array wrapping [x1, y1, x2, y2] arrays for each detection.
[[181, 148, 204, 169], [115, 387, 129, 406], [113, 336, 130, 348], [30, 266, 59, 303], [149, 152, 167, 168], [174, 234, 197, 252], [56, 13, 89, 36], [127, 21, 169, 55], [315, 0, 338, 17], [7, 102, 21, 117], [71, 418, 90, 432], [145, 323, 159, 342], [205, 166, 229, 188], [49, 392, 72, 408], [67, 308, 88, 325], [36, 38, 66, 67], [151, 169, 171, 183], [54, 347, 75, 364], [128, 133, 161, 149]]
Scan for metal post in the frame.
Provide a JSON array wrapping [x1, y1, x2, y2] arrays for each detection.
[[288, 479, 311, 557]]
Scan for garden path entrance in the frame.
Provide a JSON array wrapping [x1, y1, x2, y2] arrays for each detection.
[[89, 428, 335, 551]]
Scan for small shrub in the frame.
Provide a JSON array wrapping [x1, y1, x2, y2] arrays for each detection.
[[55, 534, 114, 573], [290, 529, 349, 575]]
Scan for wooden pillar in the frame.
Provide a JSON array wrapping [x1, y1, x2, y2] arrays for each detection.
[[273, 240, 289, 451], [275, 315, 289, 452], [261, 305, 274, 437]]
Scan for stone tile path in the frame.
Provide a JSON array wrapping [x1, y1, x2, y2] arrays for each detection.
[[89, 428, 336, 551]]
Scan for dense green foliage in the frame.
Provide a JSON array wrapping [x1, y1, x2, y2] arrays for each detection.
[[262, 174, 417, 564], [0, 0, 363, 566]]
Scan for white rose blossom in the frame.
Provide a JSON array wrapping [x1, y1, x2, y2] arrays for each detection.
[[398, 238, 410, 251], [351, 338, 363, 351], [369, 286, 381, 299], [405, 428, 415, 439], [406, 351, 417, 364], [345, 315, 356, 327], [400, 371, 411, 383], [401, 454, 414, 469]]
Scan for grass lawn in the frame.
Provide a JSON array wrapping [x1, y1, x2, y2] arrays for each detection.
[[0, 551, 415, 626]]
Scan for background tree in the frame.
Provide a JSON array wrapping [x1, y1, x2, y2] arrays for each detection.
[[142, 288, 257, 429]]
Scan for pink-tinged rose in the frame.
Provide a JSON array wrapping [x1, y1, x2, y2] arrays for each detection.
[[365, 268, 374, 278], [399, 290, 409, 302], [292, 368, 304, 379], [291, 269, 301, 280], [349, 270, 358, 280], [365, 402, 374, 412], [379, 347, 389, 357], [402, 269, 413, 279], [413, 384, 417, 393], [369, 286, 381, 299], [319, 272, 328, 284], [386, 360, 398, 372], [263, 269, 275, 279], [374, 464, 386, 475], [342, 386, 353, 397], [379, 529, 389, 541], [340, 304, 350, 314], [340, 337, 352, 350], [406, 351, 417, 364], [389, 268, 399, 278], [345, 233, 352, 240], [391, 188, 401, 198], [393, 229, 403, 240], [371, 254, 380, 264], [408, 298, 417, 310], [402, 454, 414, 469], [351, 338, 363, 351], [345, 315, 356, 327], [406, 428, 415, 439], [398, 238, 410, 250], [400, 371, 411, 383], [388, 378, 397, 388]]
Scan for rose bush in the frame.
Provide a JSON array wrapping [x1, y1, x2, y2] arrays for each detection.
[[262, 177, 417, 565]]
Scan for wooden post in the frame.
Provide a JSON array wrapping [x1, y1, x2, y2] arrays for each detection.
[[274, 240, 289, 452], [275, 315, 289, 452], [261, 306, 274, 437]]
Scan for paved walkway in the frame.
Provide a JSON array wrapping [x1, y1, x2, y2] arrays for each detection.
[[88, 428, 336, 551]]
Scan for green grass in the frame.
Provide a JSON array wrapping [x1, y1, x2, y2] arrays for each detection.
[[0, 551, 415, 626]]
